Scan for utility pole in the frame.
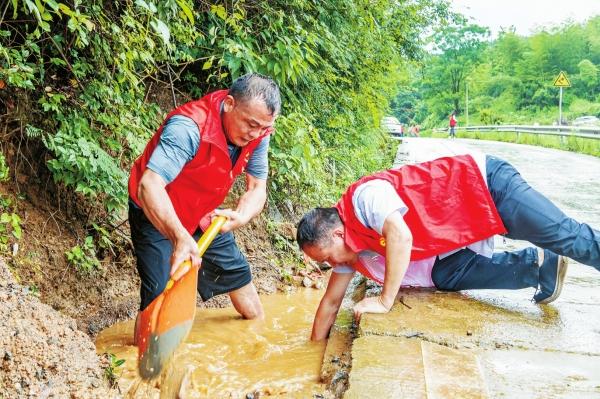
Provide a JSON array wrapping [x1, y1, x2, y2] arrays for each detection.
[[465, 81, 469, 127]]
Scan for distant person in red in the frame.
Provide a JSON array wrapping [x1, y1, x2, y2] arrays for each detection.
[[449, 112, 457, 138]]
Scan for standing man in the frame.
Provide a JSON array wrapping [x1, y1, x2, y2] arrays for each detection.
[[128, 73, 280, 323], [449, 111, 457, 138], [296, 154, 600, 340]]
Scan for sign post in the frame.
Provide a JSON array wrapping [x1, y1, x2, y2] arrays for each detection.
[[553, 71, 571, 126]]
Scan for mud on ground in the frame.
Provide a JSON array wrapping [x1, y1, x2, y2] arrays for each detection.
[[0, 258, 115, 398], [1, 161, 295, 332]]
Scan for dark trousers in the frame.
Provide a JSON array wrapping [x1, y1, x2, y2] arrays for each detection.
[[129, 201, 252, 310], [432, 156, 600, 290]]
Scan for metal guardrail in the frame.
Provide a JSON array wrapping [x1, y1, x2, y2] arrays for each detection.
[[433, 125, 600, 140]]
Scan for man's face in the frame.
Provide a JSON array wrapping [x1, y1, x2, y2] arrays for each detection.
[[221, 95, 276, 146], [302, 228, 358, 267]]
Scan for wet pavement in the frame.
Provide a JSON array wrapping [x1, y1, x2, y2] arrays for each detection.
[[342, 138, 600, 398]]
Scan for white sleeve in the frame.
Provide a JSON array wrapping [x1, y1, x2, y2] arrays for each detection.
[[332, 265, 355, 274], [351, 179, 408, 235]]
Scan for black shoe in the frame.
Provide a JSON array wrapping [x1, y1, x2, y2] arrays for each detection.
[[534, 250, 569, 304]]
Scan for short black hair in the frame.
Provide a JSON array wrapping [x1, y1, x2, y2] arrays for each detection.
[[229, 73, 281, 116], [296, 207, 342, 249]]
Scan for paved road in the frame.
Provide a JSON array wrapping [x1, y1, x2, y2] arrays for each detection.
[[342, 138, 600, 398]]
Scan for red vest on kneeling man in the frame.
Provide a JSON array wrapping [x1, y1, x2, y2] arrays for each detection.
[[335, 155, 506, 281]]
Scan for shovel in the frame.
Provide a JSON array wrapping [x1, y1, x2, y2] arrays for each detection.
[[136, 216, 228, 380]]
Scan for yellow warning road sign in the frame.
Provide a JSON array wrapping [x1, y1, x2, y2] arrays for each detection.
[[553, 71, 571, 87]]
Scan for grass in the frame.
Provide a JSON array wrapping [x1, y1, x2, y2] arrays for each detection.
[[423, 130, 600, 158]]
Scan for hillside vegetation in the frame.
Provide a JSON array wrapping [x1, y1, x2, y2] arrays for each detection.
[[1, 0, 446, 267], [393, 15, 600, 128]]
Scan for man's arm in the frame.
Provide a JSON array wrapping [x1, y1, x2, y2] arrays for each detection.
[[380, 212, 413, 307], [352, 211, 412, 319], [137, 169, 200, 280], [312, 270, 355, 341], [214, 174, 267, 233]]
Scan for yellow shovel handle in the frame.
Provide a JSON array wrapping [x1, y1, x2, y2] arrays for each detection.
[[165, 216, 228, 290], [197, 215, 228, 256]]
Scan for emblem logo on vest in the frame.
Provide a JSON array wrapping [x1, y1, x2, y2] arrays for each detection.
[[379, 237, 386, 247]]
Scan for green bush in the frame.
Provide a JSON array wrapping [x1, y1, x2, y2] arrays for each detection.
[[0, 195, 21, 253], [0, 154, 9, 181], [65, 236, 101, 273], [479, 109, 502, 125], [568, 98, 600, 118], [2, 0, 444, 222]]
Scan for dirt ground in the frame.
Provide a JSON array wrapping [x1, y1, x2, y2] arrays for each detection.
[[0, 258, 114, 398]]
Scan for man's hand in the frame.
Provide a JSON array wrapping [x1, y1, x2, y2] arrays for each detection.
[[311, 271, 355, 341], [170, 232, 201, 281], [215, 174, 267, 233], [352, 296, 393, 322], [212, 209, 247, 233]]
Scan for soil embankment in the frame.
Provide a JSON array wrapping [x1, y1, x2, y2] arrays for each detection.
[[0, 258, 113, 397]]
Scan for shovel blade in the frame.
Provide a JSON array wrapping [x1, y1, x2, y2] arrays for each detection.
[[137, 265, 198, 380], [135, 216, 227, 380]]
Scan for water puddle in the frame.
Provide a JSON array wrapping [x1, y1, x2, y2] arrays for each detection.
[[96, 289, 328, 398], [481, 348, 600, 398]]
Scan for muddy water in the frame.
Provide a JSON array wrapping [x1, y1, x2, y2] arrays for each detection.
[[96, 289, 327, 398]]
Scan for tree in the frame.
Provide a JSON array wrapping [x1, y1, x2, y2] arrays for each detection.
[[427, 16, 489, 114], [577, 59, 599, 99], [491, 29, 527, 76], [407, 14, 600, 127]]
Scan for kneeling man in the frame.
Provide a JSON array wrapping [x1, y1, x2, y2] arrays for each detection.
[[297, 154, 600, 340]]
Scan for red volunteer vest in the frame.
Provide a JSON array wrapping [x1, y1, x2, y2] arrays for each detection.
[[128, 90, 272, 234], [335, 155, 506, 281]]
